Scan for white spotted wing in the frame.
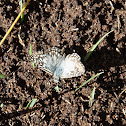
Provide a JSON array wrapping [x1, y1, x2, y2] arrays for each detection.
[[31, 47, 85, 82]]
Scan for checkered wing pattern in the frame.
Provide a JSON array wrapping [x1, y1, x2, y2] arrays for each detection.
[[30, 47, 64, 76], [59, 53, 85, 78], [30, 47, 85, 82]]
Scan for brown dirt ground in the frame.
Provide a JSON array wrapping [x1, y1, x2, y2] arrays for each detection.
[[0, 0, 126, 125]]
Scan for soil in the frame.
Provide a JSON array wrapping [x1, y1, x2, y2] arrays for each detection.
[[0, 0, 126, 126]]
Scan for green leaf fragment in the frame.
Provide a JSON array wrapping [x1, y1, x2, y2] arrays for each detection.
[[26, 98, 37, 108], [20, 0, 24, 22], [31, 62, 35, 68], [0, 103, 4, 108], [89, 86, 96, 107], [0, 72, 7, 78], [84, 29, 114, 61], [29, 44, 32, 56], [54, 85, 60, 93], [74, 71, 104, 93]]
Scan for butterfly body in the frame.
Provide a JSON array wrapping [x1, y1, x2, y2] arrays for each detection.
[[31, 47, 85, 83]]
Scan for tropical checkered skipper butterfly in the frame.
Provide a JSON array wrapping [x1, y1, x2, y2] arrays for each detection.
[[31, 47, 85, 83]]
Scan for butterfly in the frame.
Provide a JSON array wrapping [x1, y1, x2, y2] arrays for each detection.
[[30, 47, 85, 83]]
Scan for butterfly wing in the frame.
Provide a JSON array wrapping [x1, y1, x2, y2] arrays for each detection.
[[30, 47, 64, 76], [59, 53, 85, 78]]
